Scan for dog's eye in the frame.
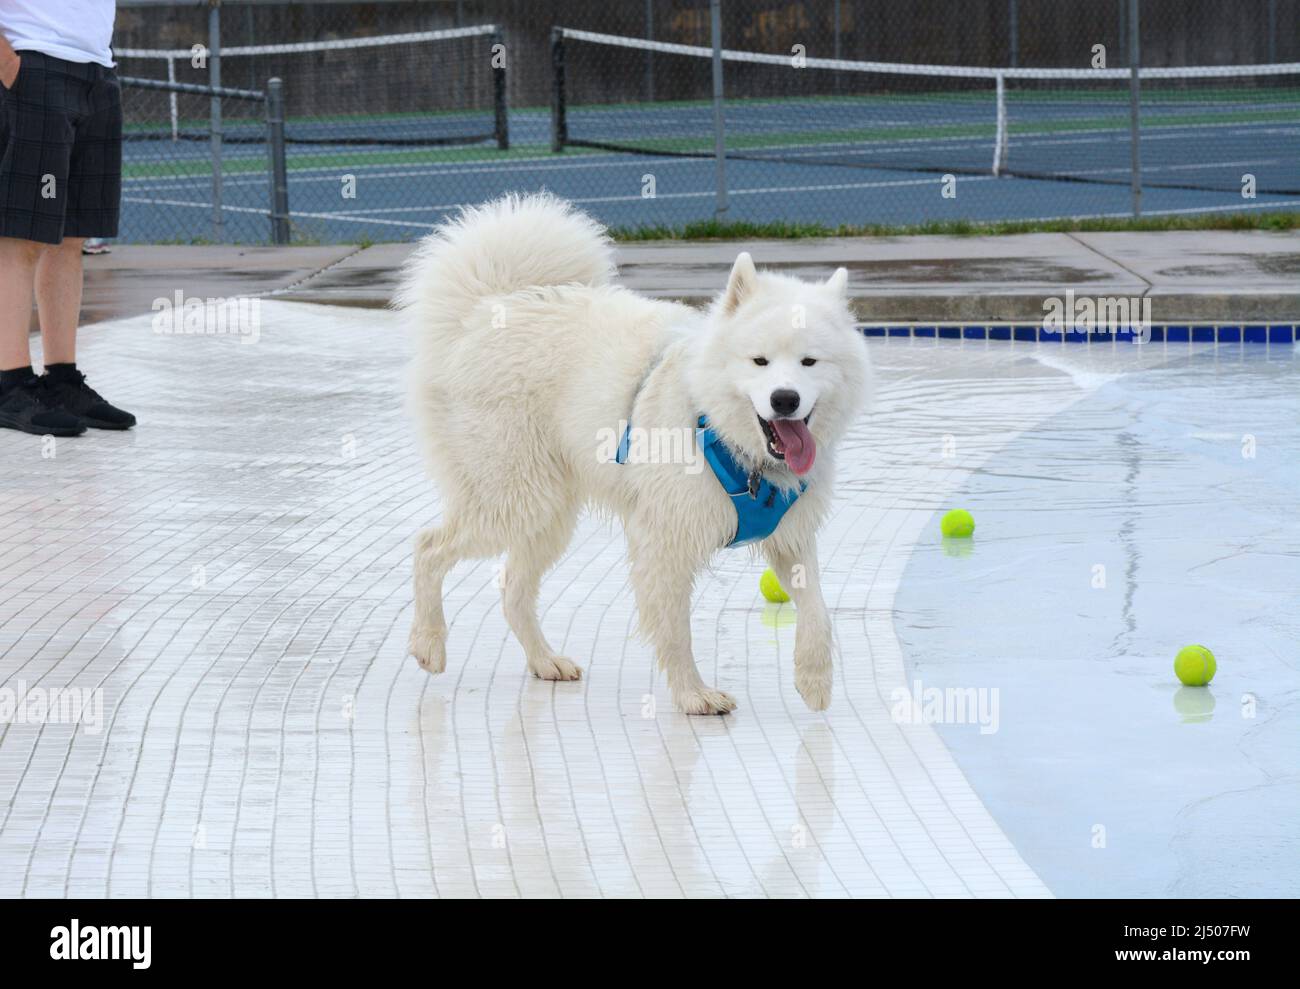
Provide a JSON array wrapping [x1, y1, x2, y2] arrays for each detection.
[[752, 357, 769, 366], [801, 357, 817, 366]]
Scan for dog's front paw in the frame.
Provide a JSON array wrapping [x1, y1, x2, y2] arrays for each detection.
[[528, 653, 583, 681], [795, 632, 833, 711], [795, 666, 832, 711], [409, 625, 446, 675], [675, 686, 737, 715]]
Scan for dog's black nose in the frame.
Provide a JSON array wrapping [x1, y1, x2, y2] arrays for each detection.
[[770, 389, 800, 417]]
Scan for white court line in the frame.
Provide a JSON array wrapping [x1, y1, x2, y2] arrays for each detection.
[[124, 174, 1002, 229], [1053, 197, 1300, 219], [124, 178, 1300, 230], [121, 117, 1296, 192]]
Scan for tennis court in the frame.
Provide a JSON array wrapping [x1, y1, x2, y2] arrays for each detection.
[[117, 106, 1300, 244], [112, 25, 1300, 244]]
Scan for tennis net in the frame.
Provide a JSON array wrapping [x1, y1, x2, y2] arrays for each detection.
[[116, 26, 507, 150], [551, 28, 1300, 196]]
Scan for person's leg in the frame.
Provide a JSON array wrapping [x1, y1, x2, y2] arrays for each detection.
[[37, 61, 133, 430], [0, 237, 42, 370], [33, 236, 84, 364], [0, 236, 84, 437], [35, 232, 137, 432]]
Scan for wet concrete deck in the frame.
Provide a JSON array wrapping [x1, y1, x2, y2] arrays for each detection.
[[59, 232, 1300, 328], [3, 301, 1067, 898]]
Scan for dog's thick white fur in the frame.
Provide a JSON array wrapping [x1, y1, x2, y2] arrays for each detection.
[[397, 194, 870, 714]]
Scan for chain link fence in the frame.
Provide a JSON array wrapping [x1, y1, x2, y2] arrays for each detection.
[[114, 12, 506, 244], [113, 0, 1300, 243], [117, 73, 289, 243]]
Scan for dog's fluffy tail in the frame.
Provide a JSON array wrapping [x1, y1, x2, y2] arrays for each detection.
[[394, 193, 615, 339]]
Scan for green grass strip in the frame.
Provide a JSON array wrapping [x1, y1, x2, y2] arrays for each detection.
[[611, 211, 1300, 240]]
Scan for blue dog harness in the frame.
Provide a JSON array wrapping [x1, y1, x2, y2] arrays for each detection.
[[616, 414, 805, 548]]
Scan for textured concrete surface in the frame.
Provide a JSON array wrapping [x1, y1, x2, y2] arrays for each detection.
[[70, 245, 356, 331], [0, 301, 1082, 899], [74, 232, 1300, 323]]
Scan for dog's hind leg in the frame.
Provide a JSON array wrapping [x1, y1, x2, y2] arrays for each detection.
[[501, 506, 582, 682], [409, 523, 472, 674]]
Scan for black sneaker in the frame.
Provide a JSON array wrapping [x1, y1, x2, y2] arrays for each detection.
[[0, 375, 87, 437], [40, 370, 136, 430]]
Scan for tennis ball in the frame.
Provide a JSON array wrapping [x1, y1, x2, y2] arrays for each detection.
[[1174, 644, 1216, 686], [940, 508, 975, 538], [759, 568, 790, 603]]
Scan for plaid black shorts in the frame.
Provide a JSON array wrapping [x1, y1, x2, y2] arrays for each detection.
[[0, 51, 122, 245]]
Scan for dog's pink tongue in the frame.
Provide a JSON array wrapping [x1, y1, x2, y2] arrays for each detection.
[[772, 419, 816, 475]]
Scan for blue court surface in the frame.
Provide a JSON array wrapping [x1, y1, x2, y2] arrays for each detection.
[[116, 97, 1300, 244]]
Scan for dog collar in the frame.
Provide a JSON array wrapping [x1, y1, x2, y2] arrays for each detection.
[[615, 414, 804, 548]]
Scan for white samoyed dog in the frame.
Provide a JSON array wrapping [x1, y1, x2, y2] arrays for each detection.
[[397, 194, 869, 714]]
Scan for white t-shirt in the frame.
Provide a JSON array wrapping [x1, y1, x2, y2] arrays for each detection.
[[0, 0, 116, 67]]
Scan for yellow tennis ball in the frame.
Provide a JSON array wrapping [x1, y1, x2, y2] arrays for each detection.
[[1174, 644, 1216, 686], [940, 508, 975, 538], [759, 568, 790, 603]]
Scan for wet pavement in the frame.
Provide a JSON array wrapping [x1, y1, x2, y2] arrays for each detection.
[[57, 231, 1300, 327], [3, 237, 1297, 898], [0, 301, 1077, 898]]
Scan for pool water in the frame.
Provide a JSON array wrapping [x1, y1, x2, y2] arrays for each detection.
[[893, 341, 1300, 898]]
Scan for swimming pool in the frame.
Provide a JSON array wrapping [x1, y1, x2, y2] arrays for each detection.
[[889, 337, 1299, 897]]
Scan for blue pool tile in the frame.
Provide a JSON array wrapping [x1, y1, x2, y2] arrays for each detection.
[[863, 322, 1286, 346]]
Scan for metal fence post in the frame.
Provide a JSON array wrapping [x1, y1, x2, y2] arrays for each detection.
[[208, 0, 224, 242], [710, 0, 728, 221], [550, 27, 566, 153], [266, 78, 290, 245], [1129, 0, 1141, 217], [166, 56, 178, 140], [492, 28, 509, 150]]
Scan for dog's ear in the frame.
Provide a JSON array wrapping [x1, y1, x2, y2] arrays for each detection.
[[826, 266, 848, 295], [723, 252, 757, 314]]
